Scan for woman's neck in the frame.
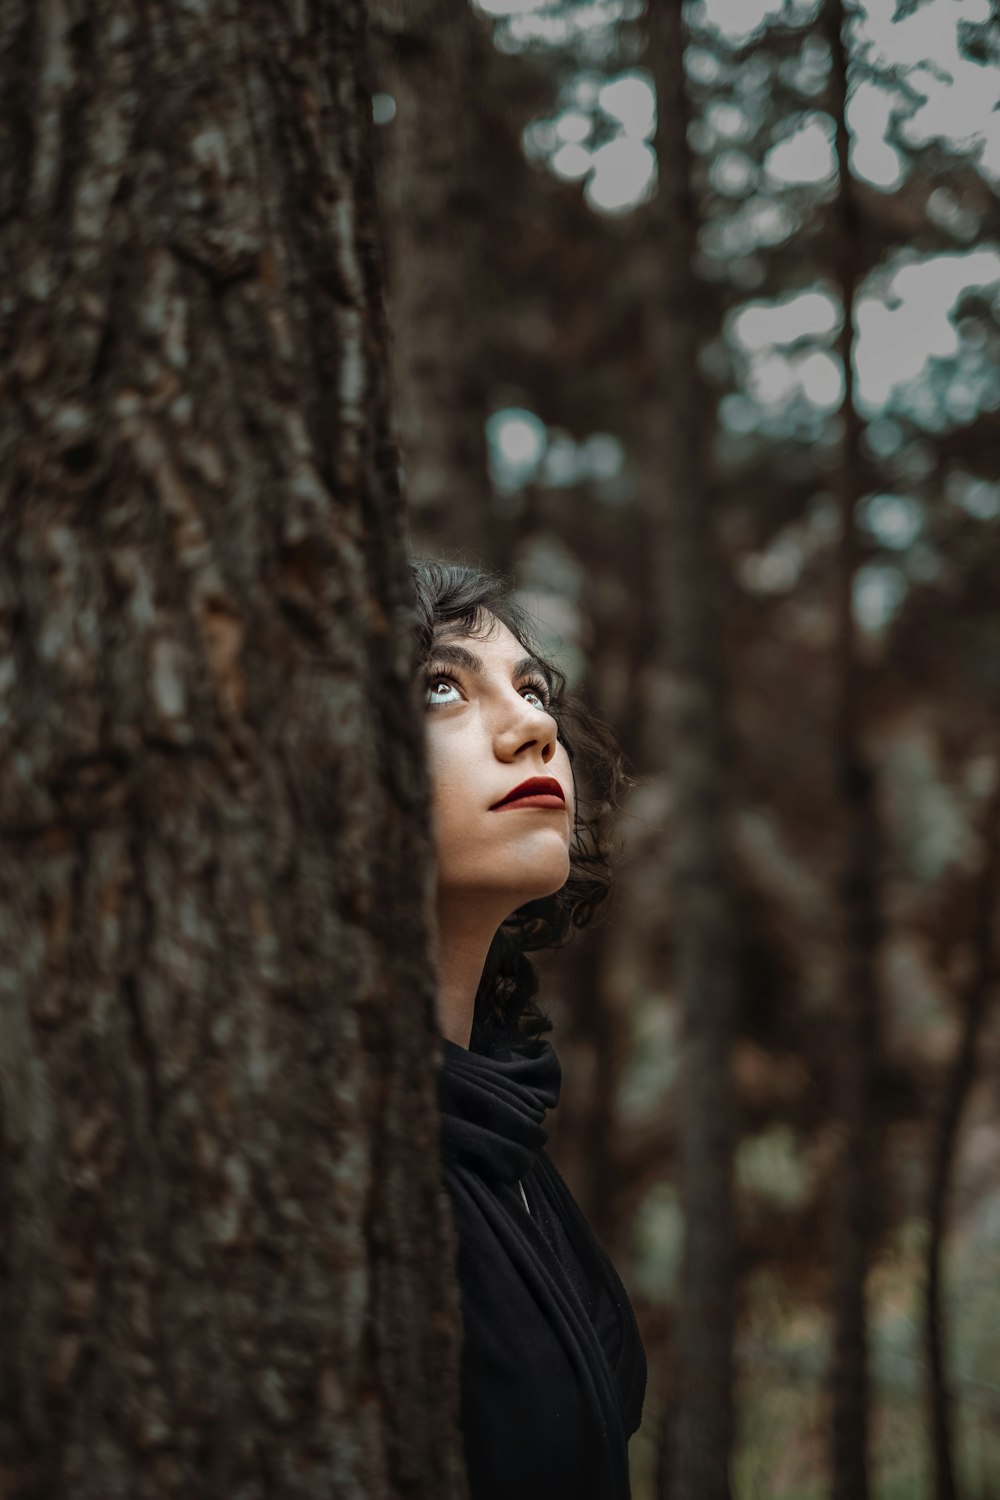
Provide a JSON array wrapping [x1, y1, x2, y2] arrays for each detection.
[[433, 895, 507, 1049]]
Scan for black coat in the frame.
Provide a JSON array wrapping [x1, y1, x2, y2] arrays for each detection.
[[438, 1032, 647, 1500]]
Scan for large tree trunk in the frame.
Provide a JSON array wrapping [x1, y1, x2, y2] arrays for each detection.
[[369, 0, 494, 562], [0, 4, 466, 1496], [643, 7, 737, 1498], [824, 5, 882, 1499], [924, 776, 1000, 1500]]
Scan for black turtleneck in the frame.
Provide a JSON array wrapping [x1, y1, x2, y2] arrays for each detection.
[[438, 1032, 647, 1500]]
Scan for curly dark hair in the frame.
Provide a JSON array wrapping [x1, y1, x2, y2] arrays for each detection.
[[409, 557, 630, 1053]]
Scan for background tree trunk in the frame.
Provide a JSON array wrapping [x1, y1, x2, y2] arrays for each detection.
[[825, 6, 882, 1498], [644, 7, 737, 1498], [0, 4, 466, 1496], [924, 774, 1000, 1500], [369, 0, 495, 562], [547, 922, 628, 1256]]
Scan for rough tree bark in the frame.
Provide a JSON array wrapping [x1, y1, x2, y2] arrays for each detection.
[[643, 7, 737, 1498], [369, 0, 494, 563], [824, 5, 883, 1499], [0, 3, 466, 1497], [924, 775, 1000, 1500]]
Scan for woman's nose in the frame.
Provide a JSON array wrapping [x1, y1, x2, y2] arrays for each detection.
[[495, 694, 557, 762]]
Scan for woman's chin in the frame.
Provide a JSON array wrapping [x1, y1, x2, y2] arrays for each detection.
[[440, 849, 571, 911], [518, 858, 572, 904]]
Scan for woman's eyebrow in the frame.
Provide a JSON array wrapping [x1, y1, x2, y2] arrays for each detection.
[[428, 642, 553, 691]]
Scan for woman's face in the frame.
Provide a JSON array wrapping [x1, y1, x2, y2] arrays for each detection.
[[424, 615, 575, 915]]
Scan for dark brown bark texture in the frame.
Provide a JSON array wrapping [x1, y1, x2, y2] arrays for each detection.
[[824, 5, 882, 1499], [369, 0, 493, 562], [0, 3, 466, 1497], [643, 8, 737, 1499]]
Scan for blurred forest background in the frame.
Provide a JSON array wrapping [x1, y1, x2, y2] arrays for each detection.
[[371, 1, 1000, 1497]]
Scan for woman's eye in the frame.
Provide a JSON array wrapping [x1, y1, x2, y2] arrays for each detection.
[[521, 684, 549, 711], [426, 675, 461, 706]]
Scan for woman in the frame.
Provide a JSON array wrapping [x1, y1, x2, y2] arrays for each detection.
[[411, 559, 647, 1500]]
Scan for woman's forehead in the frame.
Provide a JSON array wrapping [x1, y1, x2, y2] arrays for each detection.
[[434, 615, 519, 655]]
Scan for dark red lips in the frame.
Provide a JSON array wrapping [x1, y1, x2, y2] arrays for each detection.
[[490, 776, 566, 810]]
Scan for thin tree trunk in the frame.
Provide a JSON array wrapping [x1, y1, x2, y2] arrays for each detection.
[[547, 923, 625, 1255], [369, 0, 494, 562], [644, 7, 737, 1497], [0, 4, 466, 1496], [825, 5, 881, 1498], [924, 777, 1000, 1500]]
